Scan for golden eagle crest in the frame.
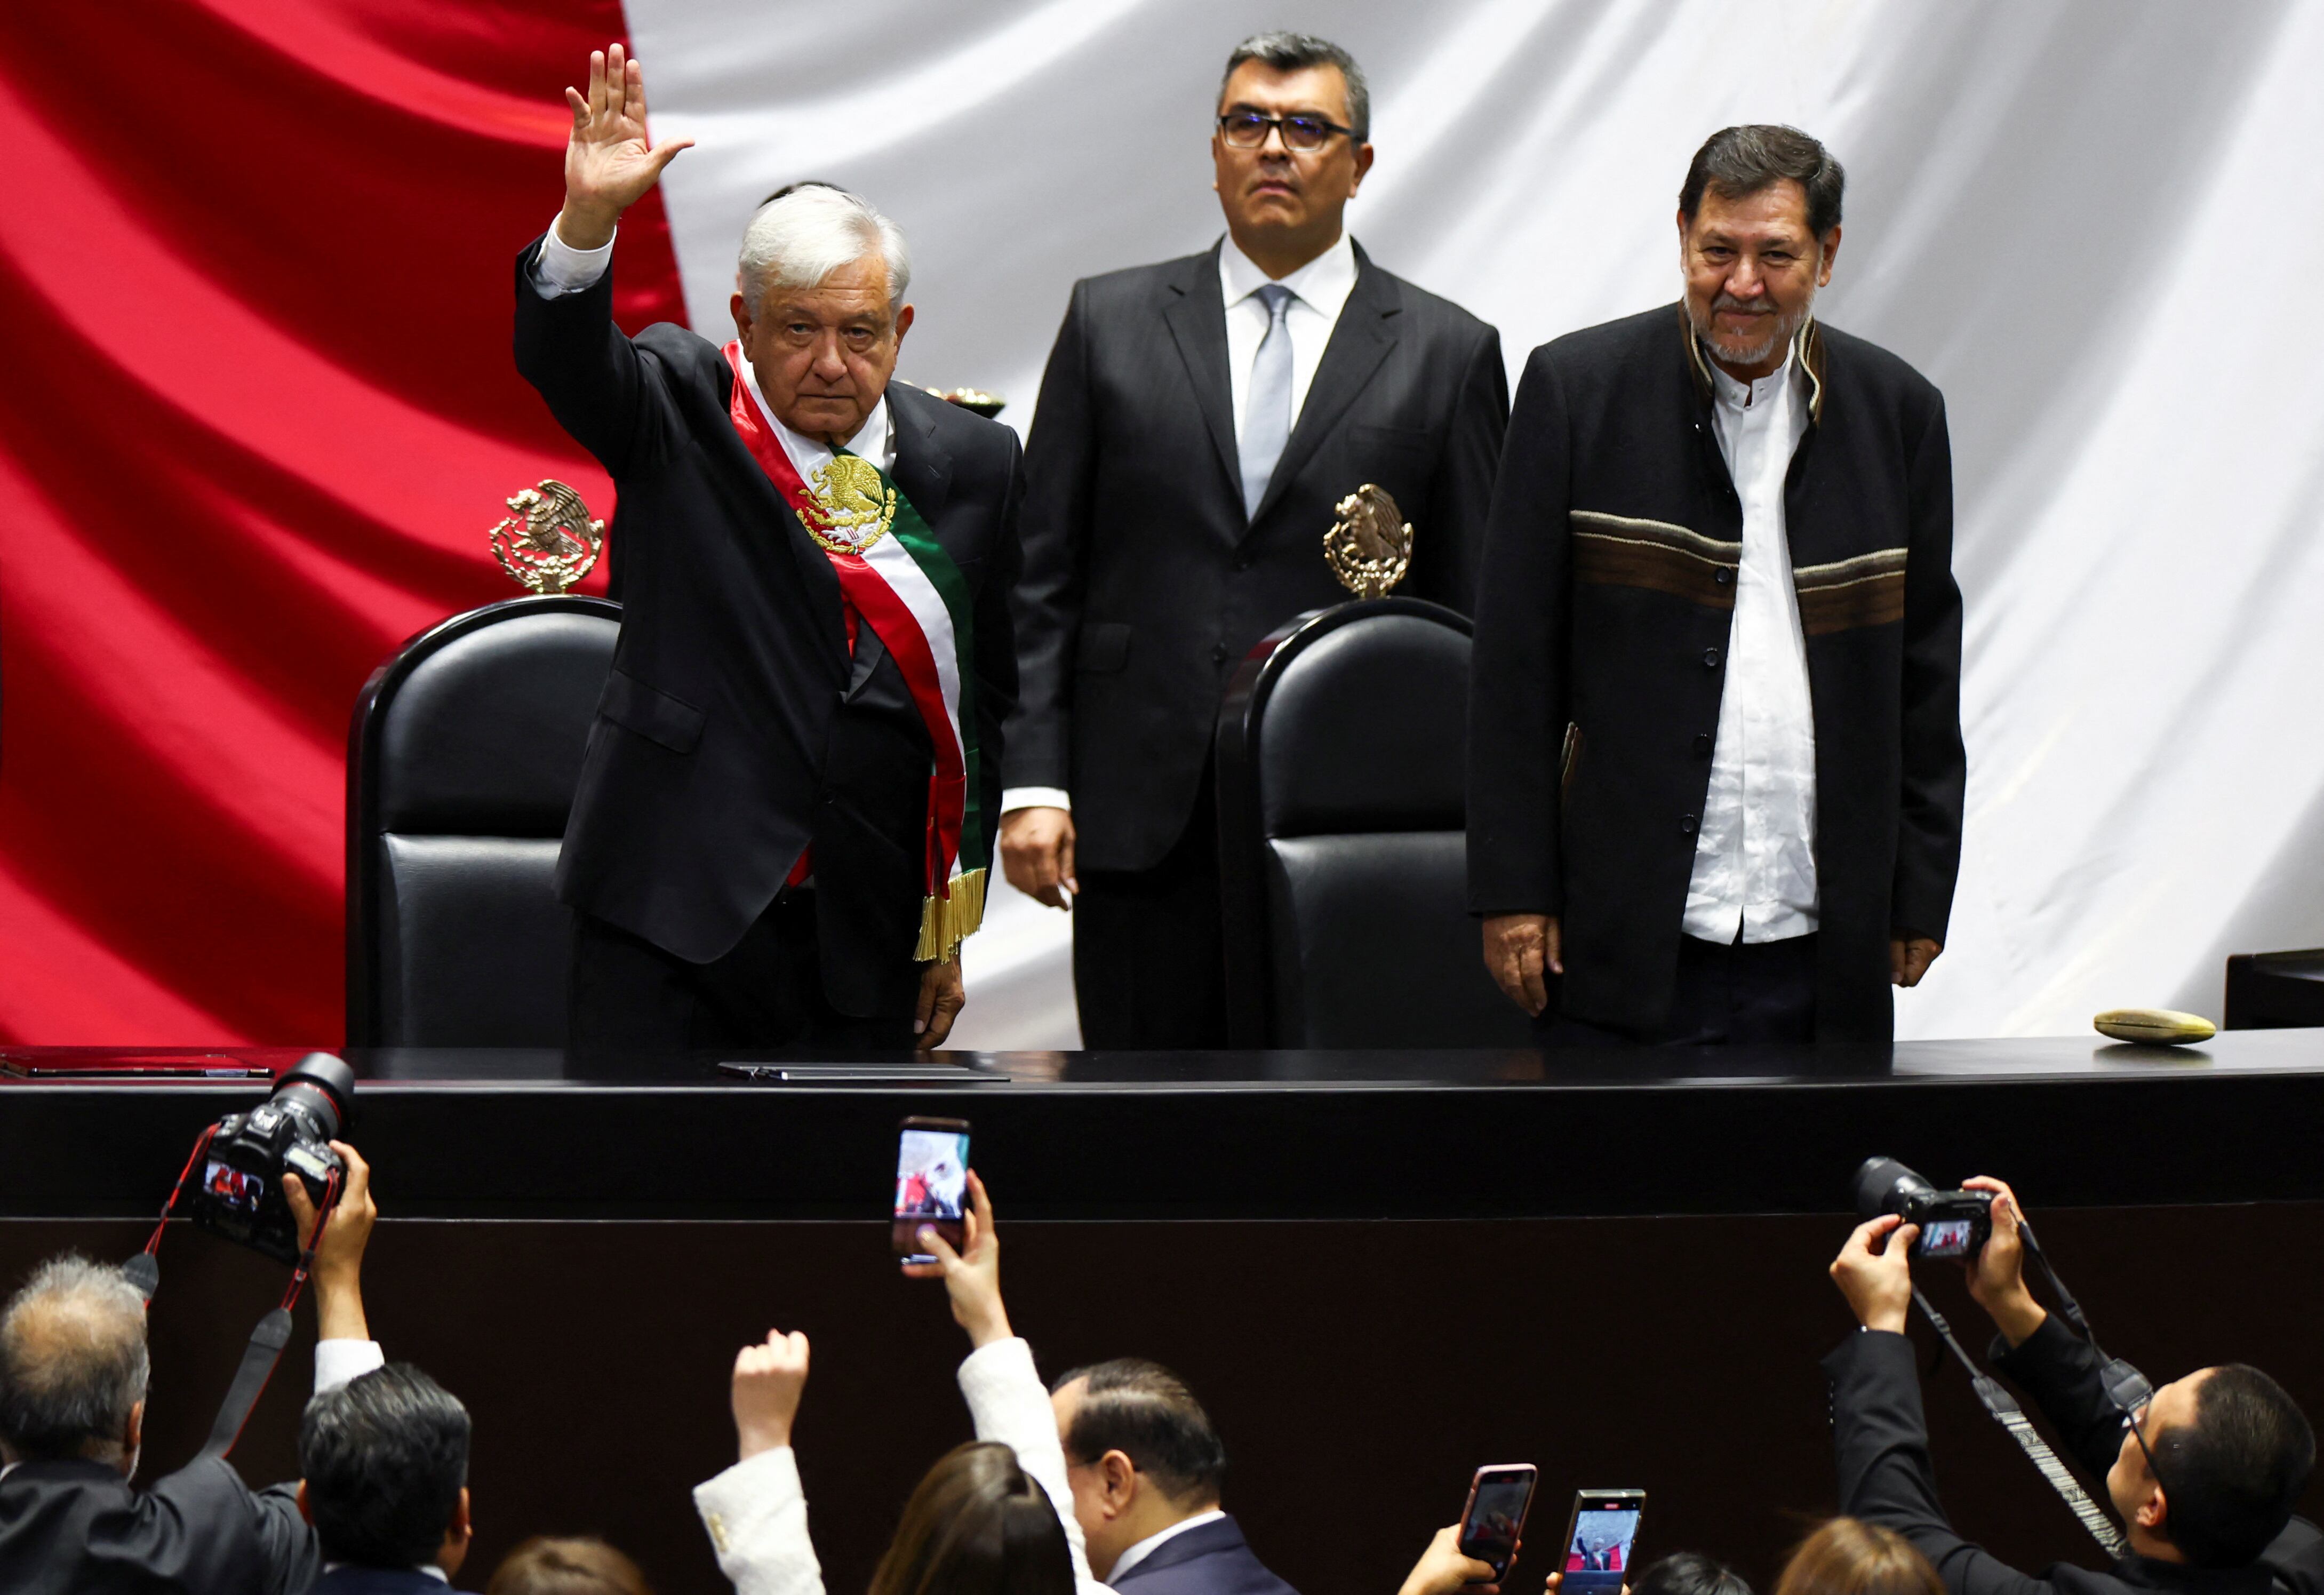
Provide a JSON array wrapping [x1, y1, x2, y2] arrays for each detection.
[[1325, 483, 1414, 599], [803, 454, 897, 554], [489, 480, 603, 594]]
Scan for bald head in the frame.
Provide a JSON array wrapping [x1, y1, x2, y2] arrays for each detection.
[[0, 1255, 149, 1466]]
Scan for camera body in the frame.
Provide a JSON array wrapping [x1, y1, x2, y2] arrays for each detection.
[[188, 1053, 354, 1265], [1854, 1156, 1993, 1261]]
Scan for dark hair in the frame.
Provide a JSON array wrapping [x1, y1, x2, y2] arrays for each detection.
[[298, 1363, 471, 1571], [866, 1440, 1075, 1595], [0, 1254, 149, 1462], [2153, 1365, 2317, 1567], [486, 1536, 656, 1595], [1220, 32, 1370, 142], [1635, 1551, 1755, 1595], [1051, 1358, 1226, 1506], [1772, 1518, 1942, 1595], [1680, 125, 1844, 240]]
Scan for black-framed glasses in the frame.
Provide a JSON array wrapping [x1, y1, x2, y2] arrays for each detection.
[[2113, 1383, 2176, 1504], [1217, 111, 1352, 152]]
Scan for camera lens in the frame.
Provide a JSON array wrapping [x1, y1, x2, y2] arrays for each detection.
[[273, 1052, 355, 1139], [1853, 1155, 1937, 1218]]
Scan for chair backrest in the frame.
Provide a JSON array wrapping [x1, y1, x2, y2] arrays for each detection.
[[345, 595, 619, 1046], [1215, 597, 1534, 1048]]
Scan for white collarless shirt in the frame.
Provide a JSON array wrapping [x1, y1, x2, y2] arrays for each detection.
[[1109, 1509, 1228, 1583], [1682, 353, 1820, 944], [1000, 233, 1361, 819]]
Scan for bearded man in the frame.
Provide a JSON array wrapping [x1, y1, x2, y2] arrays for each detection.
[[1466, 124, 1965, 1045]]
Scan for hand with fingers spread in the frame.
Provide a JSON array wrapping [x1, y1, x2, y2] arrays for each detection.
[[1830, 1213, 1918, 1335], [731, 1327, 811, 1462], [1960, 1175, 2048, 1345], [1484, 914, 1561, 1017], [1400, 1524, 1505, 1595], [898, 1169, 1012, 1347], [557, 43, 694, 251], [285, 1139, 375, 1342]]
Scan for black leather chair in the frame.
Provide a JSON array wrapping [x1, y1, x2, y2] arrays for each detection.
[[2224, 950, 2324, 1028], [1215, 597, 1535, 1048], [346, 595, 619, 1046]]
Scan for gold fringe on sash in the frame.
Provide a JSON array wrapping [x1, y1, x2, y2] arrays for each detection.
[[914, 867, 989, 963]]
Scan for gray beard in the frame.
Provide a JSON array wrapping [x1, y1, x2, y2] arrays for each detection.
[[1688, 289, 1814, 370]]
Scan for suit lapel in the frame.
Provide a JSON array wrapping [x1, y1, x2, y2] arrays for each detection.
[[719, 360, 850, 663], [885, 384, 954, 525], [1161, 242, 1241, 501], [1250, 243, 1400, 527]]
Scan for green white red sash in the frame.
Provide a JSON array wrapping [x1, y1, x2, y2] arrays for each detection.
[[724, 341, 987, 962]]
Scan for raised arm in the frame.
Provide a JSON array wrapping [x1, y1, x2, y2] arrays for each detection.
[[514, 44, 694, 473], [695, 1328, 824, 1595]]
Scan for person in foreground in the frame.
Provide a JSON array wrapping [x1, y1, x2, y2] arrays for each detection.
[[486, 1537, 658, 1595], [518, 45, 1022, 1055], [692, 1170, 1104, 1595], [0, 1144, 381, 1595], [1467, 124, 1965, 1045], [1824, 1190, 2315, 1595], [1001, 30, 1507, 1048], [1048, 1357, 1298, 1594], [300, 1363, 475, 1592]]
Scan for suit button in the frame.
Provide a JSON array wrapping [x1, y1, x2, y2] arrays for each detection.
[[1694, 732, 1712, 756], [1702, 647, 1721, 668], [1681, 814, 1699, 835], [1212, 643, 1231, 664], [1715, 568, 1734, 587]]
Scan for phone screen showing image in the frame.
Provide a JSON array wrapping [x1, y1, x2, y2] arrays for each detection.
[[1562, 1495, 1644, 1595], [1458, 1467, 1537, 1577], [892, 1120, 970, 1262]]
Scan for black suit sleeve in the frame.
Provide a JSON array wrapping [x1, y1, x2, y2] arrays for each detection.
[[143, 1458, 320, 1595], [1991, 1317, 2133, 1486], [1003, 282, 1097, 793], [510, 235, 675, 481], [975, 433, 1027, 859], [1827, 1331, 2059, 1595], [1466, 346, 1570, 916], [1891, 390, 1966, 945], [1412, 325, 1510, 615]]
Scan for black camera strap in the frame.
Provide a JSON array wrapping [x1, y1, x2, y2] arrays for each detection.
[[1913, 1286, 2128, 1559], [125, 1136, 343, 1461], [2017, 1218, 2154, 1413]]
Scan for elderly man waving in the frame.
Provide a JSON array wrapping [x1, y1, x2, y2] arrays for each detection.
[[517, 46, 1021, 1056]]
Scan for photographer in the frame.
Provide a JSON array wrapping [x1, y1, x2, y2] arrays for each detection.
[[1824, 1192, 2315, 1595], [0, 1143, 384, 1595]]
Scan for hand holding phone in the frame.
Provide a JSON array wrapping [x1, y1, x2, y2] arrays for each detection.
[[1457, 1464, 1537, 1584], [901, 1169, 1013, 1347], [1399, 1525, 1507, 1595], [893, 1116, 971, 1261], [1559, 1490, 1646, 1595]]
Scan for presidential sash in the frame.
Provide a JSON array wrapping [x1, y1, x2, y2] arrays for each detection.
[[723, 342, 988, 962]]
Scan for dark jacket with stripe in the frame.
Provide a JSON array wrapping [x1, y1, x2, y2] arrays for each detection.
[[1466, 303, 1964, 1041], [513, 238, 1021, 1014], [1005, 239, 1507, 871]]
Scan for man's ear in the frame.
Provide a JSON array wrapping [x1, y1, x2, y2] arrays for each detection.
[[1349, 141, 1375, 193], [2137, 1482, 2169, 1533], [123, 1400, 145, 1457], [1099, 1449, 1140, 1513], [893, 302, 914, 345], [731, 291, 754, 342], [452, 1485, 472, 1536], [297, 1480, 314, 1524], [1817, 226, 1842, 286]]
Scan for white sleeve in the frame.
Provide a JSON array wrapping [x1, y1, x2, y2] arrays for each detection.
[[957, 1338, 1113, 1595], [693, 1447, 826, 1595], [531, 213, 617, 298], [314, 1338, 385, 1394], [1000, 787, 1072, 815]]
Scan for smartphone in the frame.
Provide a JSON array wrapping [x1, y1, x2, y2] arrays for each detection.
[[1559, 1489, 1646, 1595], [1457, 1464, 1538, 1582], [892, 1116, 971, 1263]]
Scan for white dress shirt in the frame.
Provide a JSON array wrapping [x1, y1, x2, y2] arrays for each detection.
[[1682, 353, 1820, 944], [1108, 1509, 1228, 1582], [998, 231, 1359, 819]]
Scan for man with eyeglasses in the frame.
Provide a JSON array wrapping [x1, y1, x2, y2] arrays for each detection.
[[1001, 31, 1508, 1048], [1826, 1184, 2319, 1595]]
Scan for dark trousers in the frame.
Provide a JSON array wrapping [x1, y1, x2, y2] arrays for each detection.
[[569, 891, 913, 1059], [1536, 932, 1819, 1046], [1072, 786, 1229, 1049]]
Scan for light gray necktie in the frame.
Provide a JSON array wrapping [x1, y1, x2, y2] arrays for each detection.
[[1240, 283, 1295, 519]]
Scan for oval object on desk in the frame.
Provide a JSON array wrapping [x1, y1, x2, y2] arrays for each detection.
[[2093, 1008, 2217, 1045]]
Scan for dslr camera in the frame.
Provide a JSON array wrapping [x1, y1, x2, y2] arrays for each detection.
[[1854, 1156, 1992, 1261], [189, 1052, 354, 1265]]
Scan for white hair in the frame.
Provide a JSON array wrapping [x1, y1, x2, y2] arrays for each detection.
[[736, 185, 911, 315]]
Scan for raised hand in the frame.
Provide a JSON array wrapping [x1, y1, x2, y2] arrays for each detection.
[[558, 44, 693, 250], [1961, 1175, 2048, 1345], [900, 1169, 1012, 1347], [1829, 1213, 1918, 1334], [731, 1327, 811, 1461]]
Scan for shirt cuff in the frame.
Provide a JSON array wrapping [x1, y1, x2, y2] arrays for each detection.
[[1001, 787, 1071, 815], [532, 213, 616, 297], [315, 1338, 385, 1394]]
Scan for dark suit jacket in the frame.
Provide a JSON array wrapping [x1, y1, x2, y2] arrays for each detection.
[[1007, 238, 1507, 872], [1109, 1514, 1301, 1595], [514, 239, 1021, 1015], [0, 1454, 317, 1595], [1467, 305, 1965, 1041], [1827, 1330, 2277, 1595], [1991, 1318, 2324, 1595], [314, 1567, 462, 1594]]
